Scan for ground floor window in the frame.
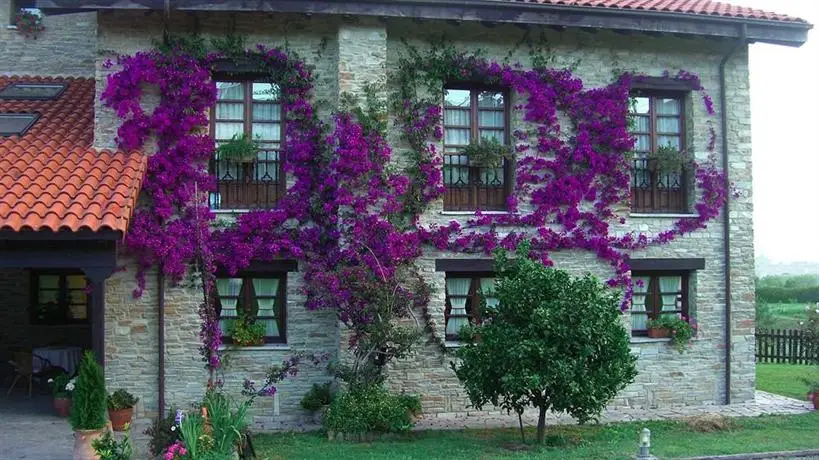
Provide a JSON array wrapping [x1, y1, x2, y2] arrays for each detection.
[[631, 271, 689, 335], [31, 271, 89, 324], [215, 274, 286, 344], [444, 273, 498, 340]]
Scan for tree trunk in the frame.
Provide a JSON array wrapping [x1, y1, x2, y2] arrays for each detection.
[[517, 410, 525, 443], [536, 405, 547, 444]]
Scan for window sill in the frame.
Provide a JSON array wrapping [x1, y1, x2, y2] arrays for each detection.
[[630, 337, 671, 344], [629, 213, 699, 218], [440, 211, 510, 216], [218, 343, 290, 351], [6, 25, 17, 30], [212, 209, 252, 214], [445, 340, 474, 348]]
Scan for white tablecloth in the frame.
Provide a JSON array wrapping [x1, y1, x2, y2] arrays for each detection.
[[33, 346, 82, 375]]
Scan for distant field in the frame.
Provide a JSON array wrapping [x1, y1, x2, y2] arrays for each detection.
[[760, 302, 812, 330]]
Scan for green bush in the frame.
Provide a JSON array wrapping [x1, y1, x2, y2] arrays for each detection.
[[300, 382, 335, 411], [323, 384, 419, 436], [92, 430, 133, 460], [451, 243, 638, 444], [70, 351, 107, 431], [201, 389, 251, 456], [144, 407, 181, 457], [108, 389, 139, 410]]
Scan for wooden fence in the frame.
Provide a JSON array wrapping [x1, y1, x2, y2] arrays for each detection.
[[756, 329, 819, 364]]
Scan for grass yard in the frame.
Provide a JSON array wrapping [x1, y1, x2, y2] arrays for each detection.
[[757, 363, 819, 400], [254, 412, 819, 459], [761, 302, 811, 330]]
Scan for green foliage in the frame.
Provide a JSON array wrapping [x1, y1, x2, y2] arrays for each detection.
[[301, 382, 335, 411], [179, 411, 208, 459], [757, 274, 819, 289], [92, 430, 133, 460], [800, 304, 819, 350], [210, 33, 247, 59], [341, 83, 388, 138], [756, 300, 775, 329], [153, 32, 208, 59], [70, 351, 107, 431], [461, 137, 513, 168], [215, 133, 261, 163], [646, 145, 692, 174], [202, 389, 251, 456], [323, 384, 419, 436], [108, 389, 139, 410], [756, 284, 819, 304], [451, 243, 638, 443], [48, 372, 72, 398], [646, 315, 695, 353], [226, 313, 266, 346], [144, 408, 181, 457]]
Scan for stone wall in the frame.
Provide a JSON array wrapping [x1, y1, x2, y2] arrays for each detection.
[[89, 11, 755, 428], [0, 1, 96, 77]]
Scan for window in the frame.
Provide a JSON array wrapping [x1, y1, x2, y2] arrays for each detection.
[[629, 93, 688, 213], [31, 272, 89, 324], [631, 272, 688, 335], [214, 274, 286, 344], [444, 274, 498, 340], [0, 113, 39, 136], [209, 80, 284, 210], [443, 88, 509, 211], [0, 83, 66, 100]]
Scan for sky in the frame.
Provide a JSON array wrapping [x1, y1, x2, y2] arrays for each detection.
[[738, 0, 819, 263]]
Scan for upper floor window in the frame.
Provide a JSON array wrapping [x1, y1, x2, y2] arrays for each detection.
[[209, 80, 284, 210], [31, 272, 89, 325], [215, 274, 286, 344], [443, 88, 510, 211], [444, 273, 498, 340], [629, 93, 688, 213], [631, 272, 688, 335]]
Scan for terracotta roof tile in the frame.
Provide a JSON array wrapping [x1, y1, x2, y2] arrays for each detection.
[[508, 0, 807, 23], [0, 76, 147, 235]]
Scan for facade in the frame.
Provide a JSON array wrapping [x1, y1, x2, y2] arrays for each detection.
[[0, 0, 811, 431]]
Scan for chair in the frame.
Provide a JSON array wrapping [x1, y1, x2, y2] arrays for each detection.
[[6, 350, 51, 398]]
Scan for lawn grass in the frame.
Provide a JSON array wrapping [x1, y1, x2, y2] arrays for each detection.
[[254, 412, 819, 459], [757, 362, 819, 400], [762, 302, 811, 330]]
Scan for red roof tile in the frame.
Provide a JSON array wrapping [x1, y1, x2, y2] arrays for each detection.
[[0, 76, 147, 235], [509, 0, 807, 23]]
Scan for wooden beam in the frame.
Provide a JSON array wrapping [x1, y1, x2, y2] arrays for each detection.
[[435, 259, 494, 272], [628, 258, 706, 271]]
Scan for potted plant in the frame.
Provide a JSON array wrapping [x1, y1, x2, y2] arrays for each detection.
[[70, 350, 107, 460], [216, 133, 261, 163], [801, 379, 819, 410], [645, 145, 693, 175], [14, 8, 45, 39], [48, 372, 75, 417], [300, 382, 335, 424], [107, 389, 139, 432], [227, 314, 266, 346], [646, 315, 695, 353], [461, 136, 512, 168]]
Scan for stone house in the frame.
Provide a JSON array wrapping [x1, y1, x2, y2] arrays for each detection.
[[0, 0, 811, 431]]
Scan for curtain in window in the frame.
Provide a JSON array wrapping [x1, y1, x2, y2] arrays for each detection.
[[480, 278, 499, 308], [659, 276, 682, 314], [216, 278, 242, 333], [446, 278, 471, 338], [253, 278, 280, 338], [631, 276, 650, 330]]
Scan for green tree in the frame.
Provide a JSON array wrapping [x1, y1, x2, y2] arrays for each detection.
[[451, 243, 638, 444], [70, 350, 107, 431]]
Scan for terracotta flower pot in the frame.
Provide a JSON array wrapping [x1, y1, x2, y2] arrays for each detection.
[[108, 407, 133, 432], [54, 396, 72, 417], [73, 428, 104, 460], [647, 327, 671, 338], [811, 392, 819, 410]]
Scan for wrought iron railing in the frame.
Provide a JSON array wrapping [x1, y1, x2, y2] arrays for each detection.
[[631, 158, 688, 213], [209, 150, 283, 210]]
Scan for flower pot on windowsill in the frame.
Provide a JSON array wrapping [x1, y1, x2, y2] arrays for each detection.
[[233, 338, 265, 347], [647, 327, 671, 339], [54, 396, 72, 417]]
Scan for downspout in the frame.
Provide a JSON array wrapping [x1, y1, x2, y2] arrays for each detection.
[[158, 270, 166, 417], [720, 23, 747, 405]]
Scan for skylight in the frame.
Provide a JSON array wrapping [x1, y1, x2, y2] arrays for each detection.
[[0, 83, 67, 100], [0, 113, 40, 136]]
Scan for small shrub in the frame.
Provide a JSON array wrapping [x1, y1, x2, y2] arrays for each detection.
[[226, 314, 266, 346], [323, 384, 418, 436], [144, 408, 181, 457], [48, 372, 73, 398], [108, 389, 139, 410], [685, 414, 735, 433], [300, 382, 335, 412], [201, 389, 251, 456], [92, 430, 133, 460], [70, 351, 107, 431]]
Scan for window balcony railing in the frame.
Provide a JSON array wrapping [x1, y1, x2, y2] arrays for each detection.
[[209, 150, 283, 210], [630, 158, 688, 213]]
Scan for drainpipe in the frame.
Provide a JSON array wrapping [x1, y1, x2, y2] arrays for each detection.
[[720, 23, 747, 405], [158, 270, 166, 417]]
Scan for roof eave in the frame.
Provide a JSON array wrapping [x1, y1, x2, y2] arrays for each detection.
[[34, 0, 811, 46]]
